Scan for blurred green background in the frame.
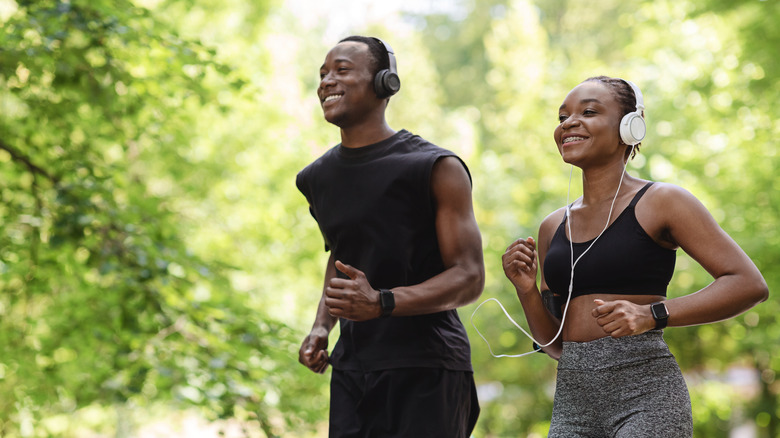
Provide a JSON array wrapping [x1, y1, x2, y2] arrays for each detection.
[[0, 0, 777, 436]]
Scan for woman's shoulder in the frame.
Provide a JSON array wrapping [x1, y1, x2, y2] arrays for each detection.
[[541, 206, 568, 227], [637, 181, 713, 244], [538, 206, 568, 245], [642, 181, 702, 209]]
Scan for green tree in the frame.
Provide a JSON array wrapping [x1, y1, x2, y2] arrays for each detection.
[[0, 1, 324, 436], [1, 0, 777, 436]]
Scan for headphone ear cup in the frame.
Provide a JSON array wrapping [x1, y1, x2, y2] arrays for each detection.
[[620, 111, 646, 146], [374, 69, 401, 99]]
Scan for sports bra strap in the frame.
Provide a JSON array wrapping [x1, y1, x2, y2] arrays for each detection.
[[562, 204, 572, 221], [629, 182, 655, 208], [562, 181, 654, 223]]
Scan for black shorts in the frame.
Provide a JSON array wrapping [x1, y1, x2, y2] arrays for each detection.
[[329, 367, 480, 438]]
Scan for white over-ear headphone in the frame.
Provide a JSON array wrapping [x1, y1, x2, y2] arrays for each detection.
[[619, 80, 646, 146]]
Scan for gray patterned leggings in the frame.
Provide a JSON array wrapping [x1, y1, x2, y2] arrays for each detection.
[[548, 330, 693, 438]]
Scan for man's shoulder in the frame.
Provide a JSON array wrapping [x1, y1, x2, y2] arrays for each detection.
[[296, 144, 340, 191], [298, 144, 339, 172], [395, 130, 455, 157]]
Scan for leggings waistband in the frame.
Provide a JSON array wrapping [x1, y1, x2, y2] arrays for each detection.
[[558, 330, 673, 371]]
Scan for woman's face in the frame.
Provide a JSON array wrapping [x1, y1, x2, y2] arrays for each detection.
[[554, 81, 625, 166]]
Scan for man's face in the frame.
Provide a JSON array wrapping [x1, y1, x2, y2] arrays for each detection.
[[317, 41, 381, 127]]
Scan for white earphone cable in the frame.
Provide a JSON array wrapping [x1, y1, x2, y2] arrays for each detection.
[[471, 147, 634, 358]]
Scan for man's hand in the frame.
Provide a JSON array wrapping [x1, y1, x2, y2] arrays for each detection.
[[299, 327, 330, 373], [324, 260, 382, 321]]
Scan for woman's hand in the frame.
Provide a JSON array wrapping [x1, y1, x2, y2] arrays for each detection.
[[502, 237, 539, 298], [591, 298, 656, 337]]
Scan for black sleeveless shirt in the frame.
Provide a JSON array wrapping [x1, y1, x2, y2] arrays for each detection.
[[544, 182, 676, 300], [296, 130, 474, 372]]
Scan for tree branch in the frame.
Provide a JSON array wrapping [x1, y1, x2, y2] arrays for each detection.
[[0, 138, 60, 184]]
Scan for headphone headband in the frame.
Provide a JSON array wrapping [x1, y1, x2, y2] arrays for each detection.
[[373, 38, 397, 75], [622, 79, 645, 113]]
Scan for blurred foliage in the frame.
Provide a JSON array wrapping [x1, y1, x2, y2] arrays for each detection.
[[0, 0, 777, 437], [0, 0, 322, 437]]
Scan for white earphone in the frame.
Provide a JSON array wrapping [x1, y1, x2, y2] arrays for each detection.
[[472, 79, 646, 359]]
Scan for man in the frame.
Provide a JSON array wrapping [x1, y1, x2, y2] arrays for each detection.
[[296, 35, 484, 437]]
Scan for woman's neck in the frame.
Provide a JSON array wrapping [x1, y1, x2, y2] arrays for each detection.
[[580, 160, 633, 206]]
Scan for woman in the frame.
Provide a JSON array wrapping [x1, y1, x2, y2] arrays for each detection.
[[502, 76, 768, 437]]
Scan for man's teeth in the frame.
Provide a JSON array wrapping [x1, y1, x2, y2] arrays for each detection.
[[564, 136, 586, 144], [324, 94, 342, 102]]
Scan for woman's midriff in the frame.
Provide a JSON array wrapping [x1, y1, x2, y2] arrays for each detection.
[[562, 294, 666, 342]]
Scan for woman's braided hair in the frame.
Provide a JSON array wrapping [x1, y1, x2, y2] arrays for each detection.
[[584, 76, 643, 159]]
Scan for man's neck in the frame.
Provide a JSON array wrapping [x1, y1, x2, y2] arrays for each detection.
[[340, 121, 397, 149]]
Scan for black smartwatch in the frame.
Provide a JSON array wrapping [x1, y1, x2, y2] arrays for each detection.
[[379, 289, 395, 318], [650, 302, 669, 329]]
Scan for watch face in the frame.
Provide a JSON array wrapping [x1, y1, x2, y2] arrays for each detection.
[[381, 293, 392, 308], [652, 303, 669, 319], [379, 289, 395, 317], [380, 289, 395, 309]]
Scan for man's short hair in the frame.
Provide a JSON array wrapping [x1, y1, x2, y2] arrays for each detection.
[[338, 35, 390, 78]]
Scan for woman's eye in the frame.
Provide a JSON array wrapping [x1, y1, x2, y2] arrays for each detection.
[[583, 109, 596, 115], [558, 114, 568, 123]]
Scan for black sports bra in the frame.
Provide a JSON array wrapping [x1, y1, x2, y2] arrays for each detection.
[[543, 182, 676, 300]]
